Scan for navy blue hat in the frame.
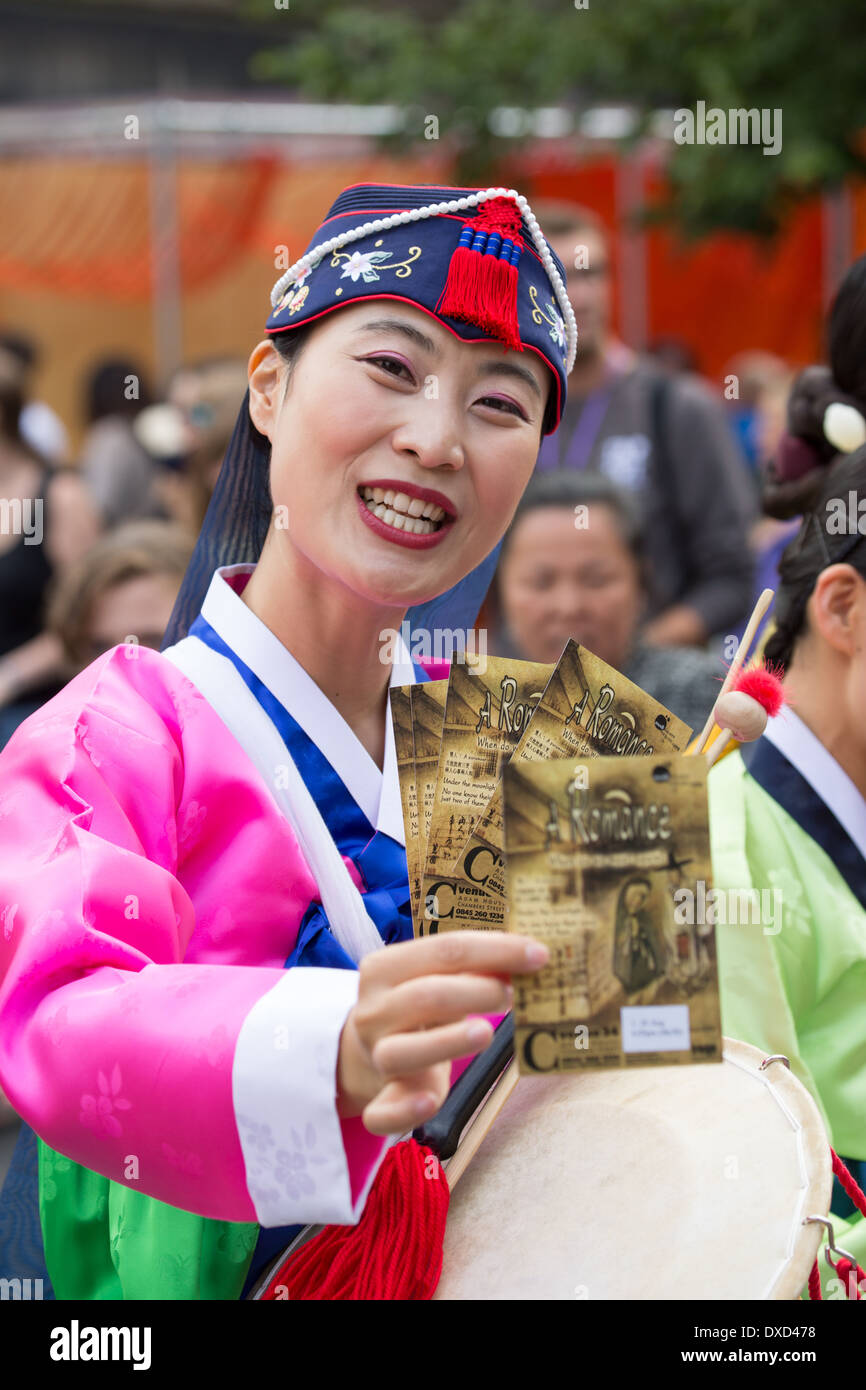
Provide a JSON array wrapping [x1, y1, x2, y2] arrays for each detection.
[[265, 183, 576, 435]]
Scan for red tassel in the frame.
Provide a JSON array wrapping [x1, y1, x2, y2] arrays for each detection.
[[437, 239, 483, 326], [436, 196, 524, 352], [730, 661, 787, 718], [259, 1140, 449, 1301], [831, 1149, 866, 1220]]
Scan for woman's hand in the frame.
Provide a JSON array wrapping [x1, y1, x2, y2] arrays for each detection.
[[336, 930, 549, 1136]]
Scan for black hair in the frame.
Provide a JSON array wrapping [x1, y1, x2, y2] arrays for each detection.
[[0, 364, 46, 465], [271, 323, 314, 389], [0, 331, 37, 373], [828, 254, 866, 403], [764, 253, 866, 519], [85, 358, 154, 425], [0, 373, 24, 445], [498, 468, 646, 576], [763, 447, 866, 670]]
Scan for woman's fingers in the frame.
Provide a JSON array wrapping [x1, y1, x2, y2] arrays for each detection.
[[360, 930, 549, 989], [338, 932, 550, 1126], [356, 972, 510, 1037], [371, 1016, 494, 1077], [362, 1067, 450, 1136]]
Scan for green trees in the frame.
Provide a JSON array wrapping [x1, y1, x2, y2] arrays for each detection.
[[249, 0, 866, 235]]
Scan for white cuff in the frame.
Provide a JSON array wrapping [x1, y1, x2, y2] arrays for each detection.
[[232, 966, 383, 1227]]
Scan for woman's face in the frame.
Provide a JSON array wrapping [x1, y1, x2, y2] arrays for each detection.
[[498, 502, 643, 668], [83, 572, 182, 664], [247, 301, 552, 611]]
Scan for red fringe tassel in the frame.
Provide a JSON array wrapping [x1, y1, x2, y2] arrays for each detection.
[[436, 196, 524, 351], [260, 1139, 449, 1301]]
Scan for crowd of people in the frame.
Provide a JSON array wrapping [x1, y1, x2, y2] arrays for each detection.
[[0, 341, 247, 748], [0, 203, 797, 763]]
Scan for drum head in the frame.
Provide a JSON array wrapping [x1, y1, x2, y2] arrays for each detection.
[[435, 1039, 831, 1301]]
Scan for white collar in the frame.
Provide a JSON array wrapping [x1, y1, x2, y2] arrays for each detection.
[[763, 706, 866, 862], [198, 564, 416, 843]]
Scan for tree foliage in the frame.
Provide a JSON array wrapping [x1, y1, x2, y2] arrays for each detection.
[[246, 0, 866, 236]]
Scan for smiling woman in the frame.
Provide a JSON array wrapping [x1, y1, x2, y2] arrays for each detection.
[[0, 183, 572, 1301], [238, 299, 555, 707]]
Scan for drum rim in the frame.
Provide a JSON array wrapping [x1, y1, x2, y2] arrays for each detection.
[[720, 1038, 831, 1301]]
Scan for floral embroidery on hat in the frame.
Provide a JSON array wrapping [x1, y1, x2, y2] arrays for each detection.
[[529, 285, 567, 355], [331, 239, 422, 284], [274, 256, 322, 318]]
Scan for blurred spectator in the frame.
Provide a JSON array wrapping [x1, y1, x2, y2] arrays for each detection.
[[724, 350, 792, 473], [494, 470, 722, 734], [723, 350, 798, 616], [0, 330, 70, 464], [647, 336, 699, 376], [158, 356, 248, 532], [533, 200, 756, 649], [0, 346, 100, 744], [46, 519, 196, 675], [79, 356, 167, 527]]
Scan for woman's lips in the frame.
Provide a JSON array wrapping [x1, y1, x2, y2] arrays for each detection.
[[354, 483, 458, 547], [360, 478, 458, 520]]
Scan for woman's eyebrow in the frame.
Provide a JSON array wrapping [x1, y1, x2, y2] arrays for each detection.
[[352, 318, 438, 355], [477, 359, 542, 401], [352, 319, 542, 400]]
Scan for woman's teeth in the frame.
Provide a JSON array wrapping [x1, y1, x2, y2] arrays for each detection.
[[359, 486, 447, 535]]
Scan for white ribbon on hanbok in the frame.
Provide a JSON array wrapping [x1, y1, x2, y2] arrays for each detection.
[[164, 635, 386, 964]]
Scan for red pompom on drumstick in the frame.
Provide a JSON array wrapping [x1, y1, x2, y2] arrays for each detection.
[[706, 660, 787, 767]]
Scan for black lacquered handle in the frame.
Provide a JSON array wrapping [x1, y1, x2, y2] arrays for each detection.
[[412, 1012, 514, 1160]]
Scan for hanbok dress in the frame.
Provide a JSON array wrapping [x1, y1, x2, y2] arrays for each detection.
[[709, 707, 866, 1286], [0, 562, 450, 1299]]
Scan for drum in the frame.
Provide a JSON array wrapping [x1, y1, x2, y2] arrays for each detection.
[[435, 1039, 831, 1301]]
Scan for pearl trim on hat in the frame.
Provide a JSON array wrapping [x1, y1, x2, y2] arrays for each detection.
[[268, 187, 578, 374]]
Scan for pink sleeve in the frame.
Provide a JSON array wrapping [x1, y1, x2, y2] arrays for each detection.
[[0, 651, 385, 1225]]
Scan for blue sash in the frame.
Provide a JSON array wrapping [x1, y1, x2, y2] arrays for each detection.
[[741, 737, 866, 912], [187, 615, 426, 1293]]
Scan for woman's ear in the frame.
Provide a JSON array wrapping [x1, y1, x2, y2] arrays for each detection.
[[247, 341, 285, 443], [810, 563, 865, 657]]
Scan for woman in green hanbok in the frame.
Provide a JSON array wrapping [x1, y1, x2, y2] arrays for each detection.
[[710, 297, 866, 1294]]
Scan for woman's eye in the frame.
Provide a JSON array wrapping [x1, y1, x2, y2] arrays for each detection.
[[367, 355, 413, 381], [478, 396, 527, 420]]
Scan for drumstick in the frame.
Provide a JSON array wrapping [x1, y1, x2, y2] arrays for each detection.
[[705, 732, 735, 770], [414, 1011, 515, 1158], [691, 588, 775, 754], [444, 1059, 519, 1190]]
